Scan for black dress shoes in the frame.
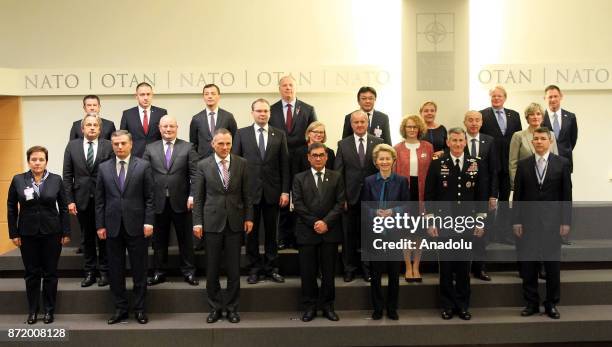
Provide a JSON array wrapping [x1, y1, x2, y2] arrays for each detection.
[[545, 305, 560, 319], [184, 274, 199, 286], [322, 309, 339, 321], [473, 271, 492, 281], [277, 240, 287, 250], [458, 310, 472, 320], [98, 274, 109, 287], [147, 273, 166, 286], [269, 272, 285, 283], [247, 273, 259, 284], [207, 310, 222, 323], [302, 310, 316, 322], [343, 272, 355, 283], [371, 310, 383, 320], [521, 306, 540, 317], [81, 273, 96, 287], [43, 312, 54, 324], [387, 310, 399, 320], [441, 309, 453, 320], [362, 271, 372, 283], [26, 313, 37, 324], [135, 312, 148, 324], [107, 311, 128, 325], [227, 311, 240, 323]]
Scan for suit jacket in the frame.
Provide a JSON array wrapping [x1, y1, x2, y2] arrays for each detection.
[[232, 125, 290, 204], [269, 99, 317, 151], [543, 109, 578, 171], [95, 157, 155, 237], [292, 169, 345, 245], [7, 171, 71, 239], [189, 108, 237, 158], [509, 129, 559, 190], [62, 138, 114, 210], [512, 153, 572, 229], [192, 154, 253, 233], [143, 138, 197, 214], [333, 134, 384, 206], [69, 118, 116, 141], [464, 133, 500, 198], [119, 105, 167, 157], [342, 110, 392, 145], [393, 140, 434, 204], [479, 107, 522, 173]]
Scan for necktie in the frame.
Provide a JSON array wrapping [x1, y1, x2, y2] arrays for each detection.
[[258, 127, 266, 159], [142, 109, 149, 134], [537, 157, 546, 185], [471, 138, 477, 157], [86, 141, 94, 170], [358, 137, 365, 167], [496, 110, 506, 135], [165, 141, 172, 169], [316, 171, 323, 195], [552, 112, 560, 138], [286, 104, 293, 132], [454, 158, 461, 174], [209, 111, 216, 135], [118, 161, 126, 191], [367, 112, 372, 130], [221, 159, 230, 189]]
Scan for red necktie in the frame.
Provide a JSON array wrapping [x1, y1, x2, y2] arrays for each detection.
[[143, 109, 149, 134], [286, 104, 293, 132]]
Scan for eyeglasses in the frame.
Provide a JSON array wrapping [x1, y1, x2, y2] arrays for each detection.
[[309, 153, 327, 159], [310, 130, 325, 135], [405, 125, 418, 130]]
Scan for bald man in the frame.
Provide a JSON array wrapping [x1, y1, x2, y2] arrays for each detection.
[[143, 115, 199, 286]]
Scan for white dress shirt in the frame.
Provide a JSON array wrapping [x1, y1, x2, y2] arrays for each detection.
[[83, 138, 98, 163]]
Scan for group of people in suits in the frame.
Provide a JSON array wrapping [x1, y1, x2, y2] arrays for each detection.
[[6, 79, 576, 325]]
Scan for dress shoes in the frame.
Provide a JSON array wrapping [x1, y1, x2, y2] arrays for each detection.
[[247, 273, 259, 285], [135, 312, 148, 324], [387, 310, 399, 320], [26, 313, 37, 324], [277, 240, 287, 250], [227, 311, 240, 323], [207, 310, 222, 323], [184, 274, 199, 286], [269, 272, 285, 283], [301, 310, 316, 322], [43, 312, 54, 324], [371, 310, 383, 320], [322, 309, 339, 321], [473, 271, 492, 281], [441, 309, 454, 320], [107, 311, 128, 325], [147, 273, 166, 286], [545, 305, 560, 319], [457, 310, 472, 320], [97, 274, 109, 287], [521, 306, 540, 317], [81, 273, 96, 287], [362, 271, 371, 283], [343, 272, 355, 283]]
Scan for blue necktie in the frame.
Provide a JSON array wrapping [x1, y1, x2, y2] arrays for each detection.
[[496, 110, 507, 135], [552, 112, 561, 138], [258, 127, 266, 160], [118, 161, 126, 191]]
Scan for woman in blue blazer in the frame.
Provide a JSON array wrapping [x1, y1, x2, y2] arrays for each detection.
[[7, 146, 71, 324]]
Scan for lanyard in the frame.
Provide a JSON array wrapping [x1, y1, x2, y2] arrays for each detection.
[[535, 160, 548, 185]]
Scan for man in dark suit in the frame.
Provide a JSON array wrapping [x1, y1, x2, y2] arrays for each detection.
[[479, 85, 522, 244], [69, 95, 116, 141], [426, 127, 488, 321], [269, 75, 317, 250], [63, 114, 114, 288], [334, 110, 384, 283], [513, 127, 572, 320], [143, 115, 198, 286], [293, 142, 345, 322], [120, 82, 167, 157], [542, 85, 578, 173], [233, 98, 290, 284], [341, 86, 392, 145], [193, 128, 254, 324], [189, 84, 238, 159], [464, 110, 499, 281], [96, 130, 155, 325]]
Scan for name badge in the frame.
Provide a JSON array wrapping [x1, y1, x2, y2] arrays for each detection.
[[24, 187, 34, 200]]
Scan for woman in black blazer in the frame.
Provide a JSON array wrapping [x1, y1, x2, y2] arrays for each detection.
[[7, 146, 71, 324]]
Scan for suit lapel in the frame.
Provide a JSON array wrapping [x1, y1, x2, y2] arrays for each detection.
[[92, 140, 106, 168], [110, 158, 122, 192], [290, 100, 302, 133], [559, 110, 570, 138], [122, 159, 138, 193], [264, 128, 278, 160], [74, 140, 89, 171], [226, 155, 239, 190], [168, 140, 181, 171]]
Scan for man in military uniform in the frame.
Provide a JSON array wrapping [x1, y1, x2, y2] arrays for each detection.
[[425, 127, 489, 320]]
